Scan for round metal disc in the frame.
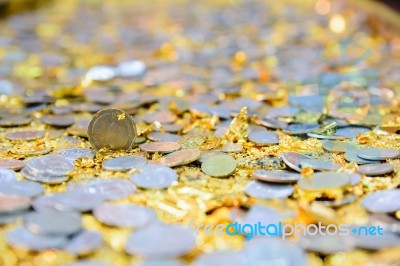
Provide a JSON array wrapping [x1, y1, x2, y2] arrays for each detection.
[[159, 149, 201, 167], [201, 154, 237, 177], [281, 152, 313, 172], [139, 141, 181, 153], [358, 163, 393, 176], [362, 189, 400, 213], [252, 169, 300, 183], [245, 180, 294, 199], [248, 131, 279, 146], [357, 147, 400, 160], [298, 172, 351, 191], [102, 156, 147, 171], [131, 165, 177, 189]]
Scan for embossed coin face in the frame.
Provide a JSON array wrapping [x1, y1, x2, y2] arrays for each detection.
[[88, 109, 137, 151], [357, 147, 400, 160], [201, 154, 237, 177], [5, 130, 44, 141], [139, 141, 181, 154], [0, 168, 17, 182], [298, 172, 351, 191], [131, 165, 178, 189], [252, 169, 300, 183], [362, 189, 400, 213], [125, 224, 196, 259], [281, 152, 313, 172], [245, 180, 294, 199], [102, 156, 147, 171], [248, 131, 279, 146], [159, 149, 201, 167], [358, 163, 393, 176]]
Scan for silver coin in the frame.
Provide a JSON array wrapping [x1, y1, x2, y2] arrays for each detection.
[[259, 118, 287, 130], [334, 126, 370, 138], [0, 168, 17, 182], [318, 194, 357, 207], [349, 173, 362, 185], [154, 123, 183, 133], [125, 224, 196, 259], [299, 233, 355, 255], [358, 163, 394, 176], [69, 178, 137, 200], [21, 167, 69, 184], [41, 115, 75, 127], [248, 131, 279, 146], [86, 65, 116, 81], [139, 141, 181, 154], [65, 230, 103, 255], [266, 106, 299, 118], [281, 152, 313, 172], [299, 158, 340, 171], [251, 169, 300, 183], [147, 132, 181, 142], [245, 180, 294, 199], [321, 140, 350, 153], [0, 181, 43, 198], [117, 60, 146, 78], [142, 110, 177, 124], [298, 172, 351, 191], [345, 147, 381, 164], [102, 156, 147, 171], [352, 229, 400, 250], [0, 211, 27, 225], [283, 123, 319, 135], [56, 148, 96, 162], [6, 227, 68, 251], [244, 238, 306, 266], [193, 250, 245, 266], [93, 203, 157, 228], [362, 189, 400, 213], [131, 165, 177, 189], [369, 213, 400, 234], [24, 210, 82, 236], [0, 195, 31, 214], [23, 155, 75, 176], [357, 147, 400, 160]]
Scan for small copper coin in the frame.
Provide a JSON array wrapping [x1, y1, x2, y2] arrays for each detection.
[[159, 149, 202, 167], [0, 159, 25, 170], [5, 130, 44, 141], [252, 169, 300, 183], [139, 141, 181, 154]]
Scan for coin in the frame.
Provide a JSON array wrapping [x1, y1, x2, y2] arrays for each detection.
[[130, 165, 177, 189], [299, 233, 355, 254], [248, 131, 279, 146], [86, 65, 116, 81], [41, 115, 74, 127], [282, 123, 319, 135], [0, 195, 31, 214], [5, 130, 44, 141], [65, 230, 103, 255], [0, 116, 32, 127], [307, 132, 346, 140], [298, 172, 351, 191], [334, 126, 370, 138], [358, 163, 393, 176], [154, 123, 183, 133], [318, 194, 357, 207], [197, 150, 226, 164], [0, 181, 43, 198], [201, 154, 237, 177], [147, 132, 181, 142], [281, 152, 313, 172], [102, 156, 147, 171], [299, 158, 340, 171], [24, 210, 82, 236], [345, 147, 381, 164], [0, 168, 17, 182], [93, 203, 157, 228], [259, 118, 287, 129], [251, 169, 300, 183], [362, 189, 400, 213], [321, 140, 350, 153], [56, 148, 96, 162], [139, 141, 181, 153], [352, 229, 400, 250], [159, 149, 201, 167], [142, 110, 177, 124], [357, 147, 400, 160], [138, 260, 186, 266], [117, 60, 146, 78], [24, 155, 74, 176], [245, 180, 294, 199], [193, 251, 245, 266], [369, 213, 400, 234], [6, 227, 68, 251], [125, 224, 196, 259], [88, 108, 137, 151]]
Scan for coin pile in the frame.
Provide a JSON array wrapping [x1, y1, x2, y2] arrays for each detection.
[[1, 0, 400, 265]]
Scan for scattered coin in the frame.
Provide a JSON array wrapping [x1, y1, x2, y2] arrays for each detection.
[[117, 60, 146, 78], [0, 195, 31, 214], [362, 189, 400, 213], [321, 140, 350, 153], [334, 126, 370, 138], [142, 110, 177, 124], [0, 168, 17, 182], [41, 115, 74, 127], [281, 152, 313, 172], [251, 169, 300, 183], [357, 147, 400, 160], [259, 118, 287, 130], [299, 158, 340, 171], [298, 172, 351, 191], [5, 130, 44, 141], [56, 148, 96, 162], [245, 180, 294, 199], [65, 230, 103, 255], [345, 147, 381, 164], [102, 156, 147, 171], [248, 131, 279, 146], [0, 116, 32, 127], [282, 123, 319, 135], [139, 141, 181, 153], [159, 149, 201, 167], [318, 194, 357, 207], [353, 229, 400, 250], [358, 163, 394, 176], [369, 213, 400, 234], [88, 108, 137, 151], [154, 123, 183, 133], [86, 65, 116, 81], [197, 150, 226, 164], [307, 132, 346, 140], [0, 181, 43, 198], [147, 132, 181, 142], [131, 165, 177, 189], [201, 154, 237, 177], [299, 233, 355, 255]]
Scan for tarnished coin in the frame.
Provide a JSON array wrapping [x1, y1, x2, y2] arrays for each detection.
[[220, 143, 243, 153], [125, 224, 195, 259], [283, 123, 319, 135], [334, 126, 370, 138], [65, 230, 103, 255], [299, 158, 340, 171], [321, 140, 350, 153], [0, 181, 43, 198], [5, 130, 44, 141], [298, 172, 351, 191], [68, 178, 137, 200], [41, 115, 74, 127], [93, 203, 157, 228], [281, 152, 313, 172], [159, 149, 201, 167], [245, 180, 294, 199], [193, 251, 245, 266], [357, 147, 400, 160], [6, 227, 68, 251], [358, 163, 393, 176], [0, 168, 17, 182], [299, 233, 355, 255], [56, 148, 96, 162], [88, 109, 137, 151], [147, 132, 181, 142], [362, 189, 400, 213], [0, 195, 31, 214], [24, 210, 82, 236], [201, 154, 237, 177], [131, 165, 177, 189], [102, 156, 147, 171], [140, 141, 181, 154], [248, 131, 279, 146], [252, 169, 300, 183], [142, 110, 177, 124]]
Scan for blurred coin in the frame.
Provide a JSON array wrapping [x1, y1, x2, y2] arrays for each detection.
[[201, 154, 237, 177], [220, 143, 243, 153], [137, 260, 186, 266], [93, 203, 157, 228], [0, 211, 27, 225], [357, 147, 400, 160], [102, 156, 147, 171], [0, 168, 17, 182], [0, 195, 31, 214], [86, 65, 116, 81], [24, 155, 74, 176], [88, 109, 137, 151], [298, 172, 350, 191], [334, 126, 370, 138], [159, 149, 201, 167], [65, 230, 103, 255], [307, 132, 346, 140], [56, 148, 96, 162], [193, 251, 245, 266], [266, 106, 299, 118], [154, 123, 183, 133], [299, 158, 340, 171], [41, 115, 74, 127], [24, 210, 82, 236], [362, 189, 400, 213], [197, 150, 226, 164], [283, 123, 319, 135], [299, 233, 355, 255], [142, 111, 177, 124], [0, 116, 32, 127], [345, 147, 381, 164], [5, 130, 44, 141], [321, 140, 349, 153], [131, 165, 177, 189], [259, 118, 287, 130], [281, 152, 313, 172], [21, 168, 69, 184], [44, 129, 62, 139], [352, 229, 400, 250], [125, 224, 195, 259], [252, 169, 300, 183], [140, 141, 181, 153], [11, 143, 52, 156], [71, 103, 103, 113], [117, 60, 146, 78], [248, 131, 279, 146], [0, 181, 43, 197], [349, 173, 362, 185], [318, 194, 357, 207], [358, 163, 393, 176], [245, 180, 293, 199], [147, 132, 181, 142], [6, 227, 68, 251], [369, 213, 400, 234]]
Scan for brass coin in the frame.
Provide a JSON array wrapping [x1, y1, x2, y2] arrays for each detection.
[[88, 109, 137, 151], [159, 149, 202, 167], [139, 141, 181, 154], [201, 154, 237, 177]]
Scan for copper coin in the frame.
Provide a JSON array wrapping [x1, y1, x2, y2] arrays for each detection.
[[159, 149, 201, 167], [281, 152, 313, 172], [142, 110, 177, 124], [5, 130, 44, 141], [0, 159, 25, 170], [252, 169, 300, 183], [139, 141, 181, 154], [0, 195, 31, 214]]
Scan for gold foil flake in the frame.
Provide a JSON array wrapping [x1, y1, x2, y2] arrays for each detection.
[[223, 107, 248, 143]]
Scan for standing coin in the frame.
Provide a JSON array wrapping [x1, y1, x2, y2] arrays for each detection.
[[362, 189, 400, 213], [245, 180, 294, 199], [248, 131, 279, 146], [102, 156, 147, 171], [201, 155, 237, 177], [358, 163, 394, 176], [139, 141, 181, 154], [131, 165, 178, 189], [357, 147, 400, 160], [252, 169, 300, 183], [159, 149, 201, 167], [88, 109, 137, 151]]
